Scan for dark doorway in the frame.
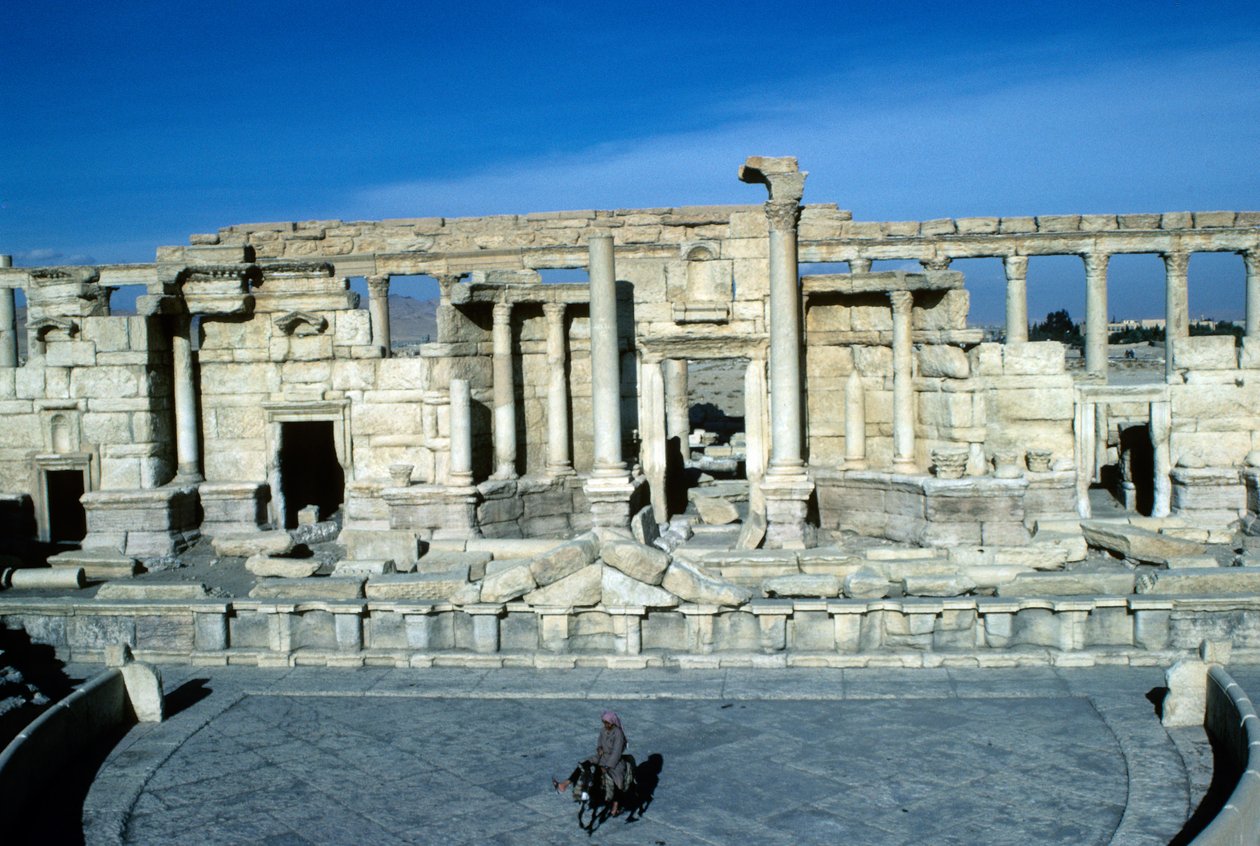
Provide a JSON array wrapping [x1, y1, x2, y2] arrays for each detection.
[[45, 470, 86, 543], [278, 421, 344, 529], [1121, 424, 1156, 516]]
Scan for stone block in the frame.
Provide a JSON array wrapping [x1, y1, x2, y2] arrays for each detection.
[[661, 560, 751, 607], [902, 574, 977, 597], [1081, 521, 1206, 565], [1161, 659, 1207, 727], [917, 346, 970, 379], [844, 566, 892, 598], [212, 530, 295, 558], [96, 582, 209, 600], [600, 566, 679, 607], [529, 539, 597, 586], [761, 574, 842, 598], [1138, 568, 1260, 595], [341, 528, 421, 566], [523, 564, 603, 607], [601, 541, 670, 586], [246, 554, 321, 578], [996, 571, 1135, 596], [1173, 335, 1237, 371], [1002, 342, 1065, 375], [331, 559, 395, 577], [249, 577, 366, 600], [480, 563, 537, 602], [365, 570, 468, 601], [693, 494, 739, 525]]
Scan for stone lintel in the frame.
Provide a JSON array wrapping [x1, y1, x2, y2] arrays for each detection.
[[801, 270, 964, 295]]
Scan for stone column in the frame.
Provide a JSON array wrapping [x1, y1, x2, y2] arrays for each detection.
[[491, 301, 517, 479], [584, 234, 635, 527], [1151, 400, 1172, 518], [448, 378, 473, 486], [1163, 251, 1190, 378], [1003, 255, 1029, 343], [1082, 252, 1110, 379], [743, 356, 769, 525], [663, 359, 689, 446], [543, 303, 572, 477], [739, 156, 815, 548], [844, 369, 867, 469], [641, 357, 667, 522], [0, 255, 16, 367], [890, 290, 917, 472], [588, 235, 625, 477], [171, 313, 202, 483], [849, 257, 872, 274], [435, 273, 463, 344], [367, 274, 391, 356], [1243, 249, 1260, 339]]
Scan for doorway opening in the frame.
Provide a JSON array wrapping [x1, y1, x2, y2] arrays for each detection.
[[44, 470, 86, 543], [278, 421, 344, 529], [681, 357, 748, 522]]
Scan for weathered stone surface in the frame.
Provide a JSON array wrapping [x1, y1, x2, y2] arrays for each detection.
[[996, 571, 1136, 596], [601, 566, 678, 608], [1162, 659, 1208, 727], [245, 554, 321, 578], [96, 581, 210, 599], [212, 530, 294, 558], [1137, 568, 1260, 595], [761, 573, 842, 598], [661, 559, 751, 607], [529, 538, 598, 586], [480, 563, 537, 603], [249, 576, 365, 599], [1081, 521, 1207, 564], [917, 345, 970, 378], [331, 559, 395, 577], [630, 505, 660, 546], [902, 574, 977, 597], [1164, 555, 1220, 570], [693, 495, 739, 526], [844, 566, 892, 599], [416, 550, 493, 577], [340, 529, 420, 566], [601, 541, 670, 586], [365, 570, 468, 601], [524, 564, 602, 607]]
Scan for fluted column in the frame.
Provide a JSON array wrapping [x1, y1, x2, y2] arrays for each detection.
[[491, 301, 517, 479], [448, 378, 473, 486], [849, 257, 872, 274], [844, 369, 866, 469], [588, 234, 626, 477], [890, 290, 917, 473], [0, 255, 15, 367], [1163, 251, 1190, 378], [171, 313, 202, 483], [367, 274, 391, 356], [1003, 255, 1029, 343], [543, 302, 572, 477], [1242, 248, 1260, 339], [1083, 252, 1110, 379]]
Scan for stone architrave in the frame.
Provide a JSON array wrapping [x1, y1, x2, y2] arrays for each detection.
[[1003, 255, 1029, 343], [366, 274, 391, 356], [491, 301, 517, 479], [1082, 252, 1109, 378]]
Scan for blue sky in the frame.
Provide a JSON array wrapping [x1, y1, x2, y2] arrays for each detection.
[[2, 1, 1259, 323]]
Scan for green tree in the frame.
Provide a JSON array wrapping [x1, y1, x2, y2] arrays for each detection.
[[1030, 309, 1082, 346]]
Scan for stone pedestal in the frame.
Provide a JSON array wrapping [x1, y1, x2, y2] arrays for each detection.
[[1171, 466, 1245, 529], [583, 475, 641, 529], [79, 485, 200, 557], [761, 474, 817, 549], [198, 481, 269, 535]]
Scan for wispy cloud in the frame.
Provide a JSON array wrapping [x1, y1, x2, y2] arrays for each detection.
[[12, 248, 97, 266]]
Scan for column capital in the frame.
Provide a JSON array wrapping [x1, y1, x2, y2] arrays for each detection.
[[1161, 250, 1190, 274], [920, 257, 952, 272], [366, 274, 391, 294], [492, 301, 512, 324], [848, 257, 872, 274], [1240, 247, 1260, 266], [889, 289, 914, 313], [542, 301, 566, 321], [1002, 254, 1028, 275], [764, 199, 802, 232], [1081, 251, 1110, 274]]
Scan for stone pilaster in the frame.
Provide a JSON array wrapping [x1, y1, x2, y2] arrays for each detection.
[[740, 156, 815, 548], [890, 290, 917, 473], [491, 301, 517, 480], [543, 302, 573, 477], [367, 274, 391, 356], [1003, 255, 1029, 343], [170, 313, 202, 483], [584, 234, 635, 527], [1163, 251, 1190, 378], [1243, 248, 1260, 339], [1082, 251, 1109, 379]]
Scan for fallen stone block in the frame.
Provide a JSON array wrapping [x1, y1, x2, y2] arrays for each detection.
[[762, 574, 842, 598], [902, 574, 977, 597], [601, 541, 670, 586], [1137, 568, 1260, 595], [1030, 531, 1088, 563], [735, 509, 767, 550], [480, 562, 537, 602], [1165, 555, 1220, 570], [365, 570, 468, 601], [249, 577, 365, 600], [96, 581, 210, 600], [601, 566, 678, 608], [866, 547, 938, 561], [3, 566, 86, 590], [948, 545, 1069, 571], [530, 538, 598, 586], [1081, 521, 1207, 565], [692, 495, 739, 526], [630, 505, 660, 546], [525, 564, 603, 607], [1162, 658, 1208, 727], [246, 554, 321, 579], [996, 571, 1136, 596], [212, 530, 295, 558], [331, 559, 395, 577], [341, 528, 420, 567], [47, 549, 139, 580], [661, 559, 751, 607], [844, 566, 892, 599], [416, 550, 492, 578]]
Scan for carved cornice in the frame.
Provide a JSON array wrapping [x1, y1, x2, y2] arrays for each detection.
[[176, 264, 262, 285], [273, 311, 329, 336], [258, 261, 335, 278]]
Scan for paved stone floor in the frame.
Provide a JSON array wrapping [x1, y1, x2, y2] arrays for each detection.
[[82, 665, 1204, 845]]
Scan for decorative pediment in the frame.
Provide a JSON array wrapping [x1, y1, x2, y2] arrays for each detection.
[[274, 311, 329, 336], [29, 317, 80, 340]]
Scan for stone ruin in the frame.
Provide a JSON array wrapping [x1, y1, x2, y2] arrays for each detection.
[[2, 155, 1260, 666]]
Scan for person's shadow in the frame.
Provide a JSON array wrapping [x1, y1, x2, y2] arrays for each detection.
[[625, 753, 664, 822]]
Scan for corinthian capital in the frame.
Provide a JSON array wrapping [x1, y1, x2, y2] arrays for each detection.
[[764, 199, 802, 232]]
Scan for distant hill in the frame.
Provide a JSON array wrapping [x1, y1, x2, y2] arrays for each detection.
[[388, 296, 438, 347]]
